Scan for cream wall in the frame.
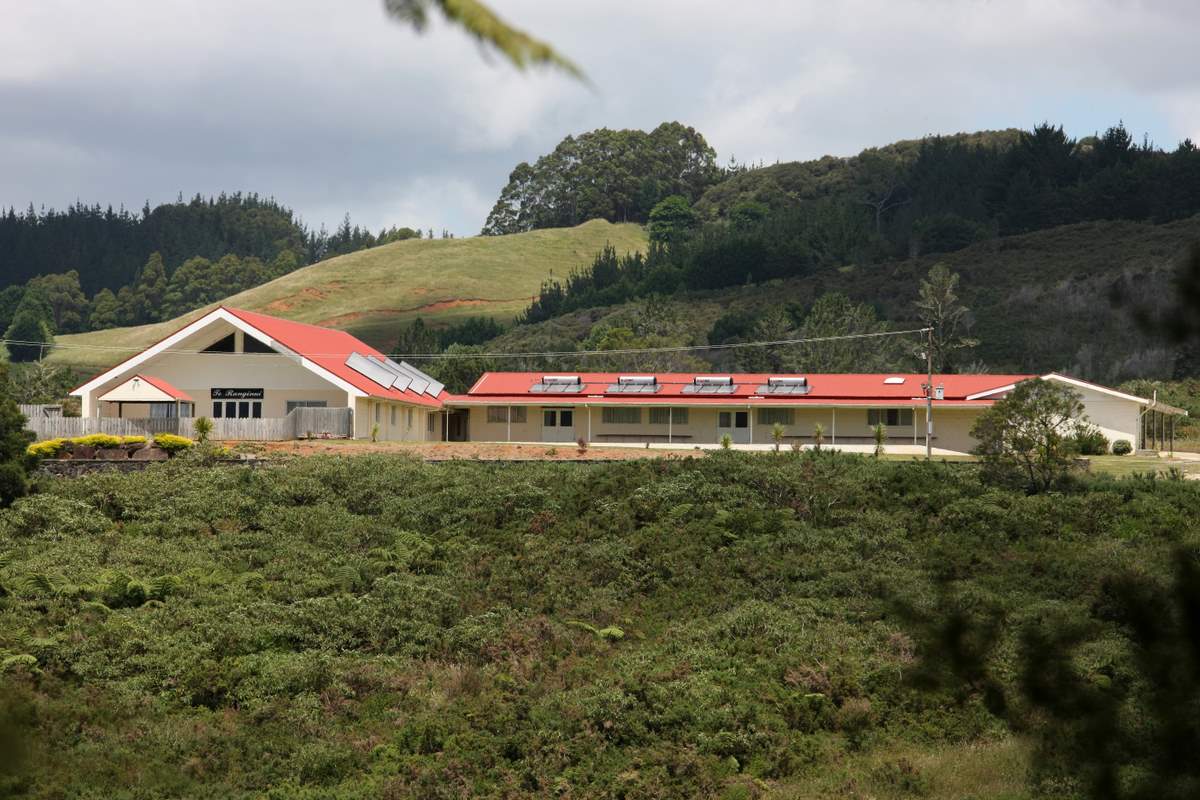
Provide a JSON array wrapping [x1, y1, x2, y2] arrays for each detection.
[[83, 321, 353, 418], [355, 397, 434, 442], [1072, 385, 1141, 451], [461, 403, 997, 452]]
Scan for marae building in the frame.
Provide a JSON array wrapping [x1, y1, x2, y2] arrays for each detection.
[[67, 306, 1184, 454]]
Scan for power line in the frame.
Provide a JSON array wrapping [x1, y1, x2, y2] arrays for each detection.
[[1, 327, 932, 361]]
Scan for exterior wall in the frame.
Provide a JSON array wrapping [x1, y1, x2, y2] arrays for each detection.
[[83, 322, 355, 419], [354, 397, 432, 442], [1072, 384, 1141, 452], [460, 403, 999, 453]]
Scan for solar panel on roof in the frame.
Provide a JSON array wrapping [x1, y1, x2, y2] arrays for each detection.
[[682, 383, 738, 394], [346, 352, 398, 389], [530, 382, 586, 393], [607, 383, 661, 394], [757, 377, 812, 396]]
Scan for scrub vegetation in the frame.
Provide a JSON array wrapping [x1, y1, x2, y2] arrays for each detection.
[[1, 453, 1198, 798]]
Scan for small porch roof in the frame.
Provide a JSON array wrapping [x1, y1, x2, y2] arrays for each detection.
[[98, 374, 193, 403]]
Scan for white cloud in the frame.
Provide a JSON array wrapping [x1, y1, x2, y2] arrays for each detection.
[[2, 0, 1198, 234]]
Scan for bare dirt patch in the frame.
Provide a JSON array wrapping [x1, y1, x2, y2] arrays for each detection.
[[248, 440, 707, 462], [264, 284, 344, 314]]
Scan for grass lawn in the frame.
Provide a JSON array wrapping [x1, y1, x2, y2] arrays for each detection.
[[1086, 453, 1200, 478], [48, 219, 647, 371]]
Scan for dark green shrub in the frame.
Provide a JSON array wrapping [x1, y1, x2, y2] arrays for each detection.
[[1112, 439, 1133, 455], [1073, 424, 1110, 455]]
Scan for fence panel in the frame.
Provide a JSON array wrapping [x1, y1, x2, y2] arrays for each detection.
[[24, 417, 183, 441], [19, 404, 63, 419], [25, 407, 355, 442], [291, 407, 354, 438]]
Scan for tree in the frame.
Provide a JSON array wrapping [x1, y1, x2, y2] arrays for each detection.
[[647, 195, 698, 243], [794, 293, 905, 372], [914, 263, 978, 372], [129, 253, 168, 324], [28, 271, 88, 333], [481, 123, 720, 235], [872, 422, 887, 458], [854, 149, 910, 235], [87, 288, 120, 330], [7, 360, 69, 405], [970, 378, 1085, 492], [4, 311, 52, 363], [0, 363, 34, 506]]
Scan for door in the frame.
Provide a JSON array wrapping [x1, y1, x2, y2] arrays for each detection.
[[541, 408, 575, 442], [717, 410, 751, 444]]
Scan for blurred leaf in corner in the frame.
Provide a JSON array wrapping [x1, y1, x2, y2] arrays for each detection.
[[383, 0, 586, 81], [1133, 242, 1200, 344]]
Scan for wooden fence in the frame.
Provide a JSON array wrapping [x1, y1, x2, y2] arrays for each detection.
[[23, 407, 354, 442], [19, 404, 63, 419]]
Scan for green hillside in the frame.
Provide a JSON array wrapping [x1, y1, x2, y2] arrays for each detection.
[[486, 215, 1200, 384], [47, 220, 647, 371]]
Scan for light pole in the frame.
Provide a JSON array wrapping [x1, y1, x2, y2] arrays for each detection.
[[925, 327, 933, 460]]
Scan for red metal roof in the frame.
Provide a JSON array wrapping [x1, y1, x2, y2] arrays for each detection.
[[136, 374, 193, 401], [452, 372, 1034, 406], [222, 307, 443, 407]]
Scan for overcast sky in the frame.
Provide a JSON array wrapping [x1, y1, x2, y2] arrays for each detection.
[[3, 1, 1198, 237]]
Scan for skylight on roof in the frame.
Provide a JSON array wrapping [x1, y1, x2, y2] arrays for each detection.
[[884, 377, 906, 385]]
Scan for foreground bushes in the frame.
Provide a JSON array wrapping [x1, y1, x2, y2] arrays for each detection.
[[25, 433, 191, 460], [0, 454, 1196, 798]]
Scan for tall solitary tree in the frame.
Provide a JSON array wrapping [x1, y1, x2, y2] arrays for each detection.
[[915, 263, 978, 372], [970, 378, 1085, 492]]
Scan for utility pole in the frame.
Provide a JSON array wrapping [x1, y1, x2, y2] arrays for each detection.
[[925, 327, 933, 460]]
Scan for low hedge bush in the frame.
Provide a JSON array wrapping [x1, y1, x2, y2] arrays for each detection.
[[153, 433, 195, 453], [1112, 439, 1133, 455]]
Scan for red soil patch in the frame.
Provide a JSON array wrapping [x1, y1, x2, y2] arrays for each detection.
[[264, 284, 344, 314], [249, 441, 706, 462]]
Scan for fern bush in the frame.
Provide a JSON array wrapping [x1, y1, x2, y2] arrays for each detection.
[[153, 433, 194, 453]]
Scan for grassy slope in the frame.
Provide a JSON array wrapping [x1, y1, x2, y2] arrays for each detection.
[[489, 215, 1200, 382], [48, 220, 647, 371]]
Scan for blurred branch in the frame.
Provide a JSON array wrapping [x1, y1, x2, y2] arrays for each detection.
[[383, 0, 585, 80]]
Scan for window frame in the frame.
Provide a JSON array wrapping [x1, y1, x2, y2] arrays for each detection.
[[648, 408, 688, 425], [601, 407, 641, 425], [756, 408, 794, 426]]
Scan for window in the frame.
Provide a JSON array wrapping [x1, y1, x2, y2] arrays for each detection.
[[243, 336, 274, 353], [487, 406, 528, 424], [216, 400, 260, 419], [374, 403, 380, 423], [286, 400, 327, 413], [560, 409, 573, 427], [201, 333, 235, 353], [648, 408, 688, 425], [427, 413, 435, 433], [150, 403, 175, 419], [602, 407, 640, 425], [757, 409, 794, 426], [868, 408, 914, 427], [391, 406, 397, 426], [407, 408, 413, 427]]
